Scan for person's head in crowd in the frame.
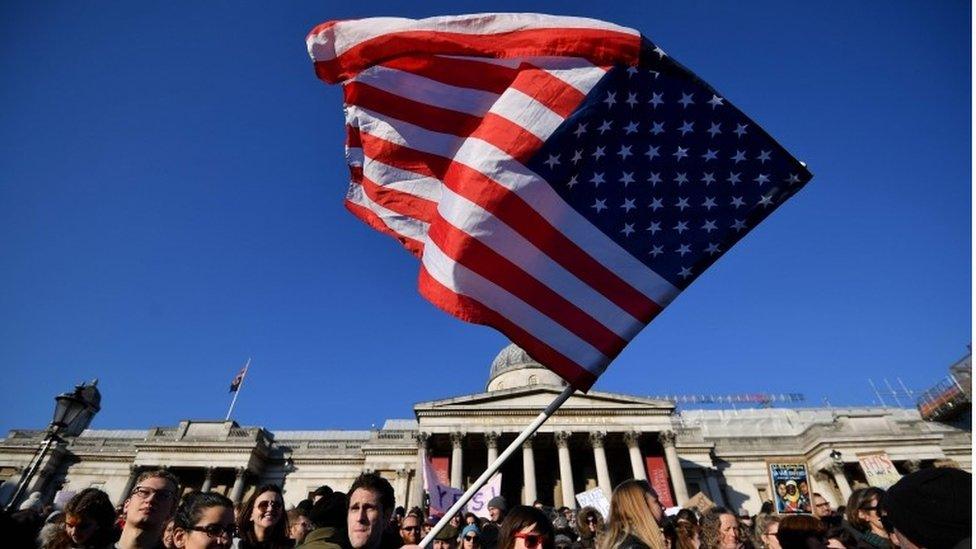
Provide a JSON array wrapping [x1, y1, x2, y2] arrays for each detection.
[[162, 519, 178, 549], [313, 485, 334, 505], [347, 472, 395, 549], [753, 514, 780, 549], [844, 487, 888, 540], [498, 505, 554, 549], [560, 507, 574, 524], [759, 501, 774, 515], [462, 523, 483, 549], [700, 507, 739, 549], [452, 513, 464, 529], [533, 501, 545, 510], [393, 506, 406, 524], [599, 480, 667, 549], [810, 493, 832, 520], [824, 526, 856, 549], [576, 506, 604, 540], [287, 507, 314, 544], [47, 487, 117, 549], [554, 534, 573, 549], [464, 512, 480, 526], [424, 515, 437, 538], [883, 467, 971, 549], [120, 469, 180, 548], [237, 484, 290, 548], [776, 514, 826, 549], [399, 510, 423, 545], [488, 496, 508, 524], [296, 498, 313, 515], [171, 491, 235, 549], [674, 510, 701, 549], [435, 525, 460, 549]]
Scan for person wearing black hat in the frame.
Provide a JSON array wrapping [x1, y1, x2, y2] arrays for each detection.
[[299, 491, 347, 549], [313, 486, 335, 505], [434, 525, 460, 549], [883, 467, 971, 549]]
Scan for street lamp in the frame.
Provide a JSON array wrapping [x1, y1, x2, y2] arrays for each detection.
[[829, 449, 843, 464], [5, 380, 101, 510]]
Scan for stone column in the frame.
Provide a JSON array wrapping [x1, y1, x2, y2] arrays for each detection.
[[703, 469, 727, 507], [522, 436, 537, 504], [414, 432, 429, 506], [659, 431, 689, 505], [623, 431, 647, 481], [395, 468, 410, 508], [830, 463, 853, 502], [450, 432, 465, 489], [555, 431, 575, 508], [485, 432, 499, 465], [118, 465, 141, 506], [201, 467, 215, 493], [230, 468, 246, 504], [590, 432, 612, 497]]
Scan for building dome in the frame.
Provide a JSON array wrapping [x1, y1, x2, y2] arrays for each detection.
[[487, 343, 567, 391]]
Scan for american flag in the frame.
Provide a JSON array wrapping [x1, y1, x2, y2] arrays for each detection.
[[307, 13, 811, 391]]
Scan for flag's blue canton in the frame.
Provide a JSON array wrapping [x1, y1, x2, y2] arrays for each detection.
[[526, 42, 811, 290]]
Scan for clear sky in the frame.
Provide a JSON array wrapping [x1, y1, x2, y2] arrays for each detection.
[[1, 1, 970, 435]]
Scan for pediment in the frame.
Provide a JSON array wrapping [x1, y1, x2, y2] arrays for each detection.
[[414, 385, 674, 416]]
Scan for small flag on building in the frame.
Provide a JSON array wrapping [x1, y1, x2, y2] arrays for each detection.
[[229, 364, 247, 392]]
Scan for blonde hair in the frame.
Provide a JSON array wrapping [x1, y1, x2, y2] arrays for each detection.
[[598, 480, 667, 549]]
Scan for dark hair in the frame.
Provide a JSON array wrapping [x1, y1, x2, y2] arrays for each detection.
[[498, 506, 554, 549], [844, 487, 885, 532], [174, 491, 233, 529], [824, 525, 857, 548], [776, 515, 826, 549], [349, 472, 395, 518], [758, 501, 774, 515], [237, 484, 291, 548], [47, 488, 117, 549]]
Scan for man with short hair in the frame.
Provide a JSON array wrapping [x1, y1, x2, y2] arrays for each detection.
[[288, 507, 314, 544], [399, 512, 423, 545], [486, 496, 506, 525], [116, 469, 180, 549], [811, 493, 832, 519], [347, 472, 395, 549]]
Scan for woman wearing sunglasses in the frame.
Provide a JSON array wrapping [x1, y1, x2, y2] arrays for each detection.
[[236, 484, 292, 549], [172, 491, 236, 549], [599, 480, 667, 549], [461, 523, 483, 549], [842, 487, 891, 549], [498, 505, 555, 549]]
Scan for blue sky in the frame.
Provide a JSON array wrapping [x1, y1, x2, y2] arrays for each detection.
[[0, 1, 970, 434]]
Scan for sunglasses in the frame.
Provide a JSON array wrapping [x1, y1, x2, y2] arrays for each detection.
[[188, 524, 239, 539], [402, 526, 421, 532], [515, 532, 548, 548], [465, 535, 480, 542], [257, 499, 282, 511]]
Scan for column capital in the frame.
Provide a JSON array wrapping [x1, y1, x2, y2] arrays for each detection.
[[450, 432, 466, 448], [414, 432, 430, 449], [484, 431, 500, 448], [588, 431, 606, 448], [522, 434, 536, 449], [554, 431, 572, 448], [396, 468, 409, 479], [658, 430, 677, 447], [623, 430, 642, 448]]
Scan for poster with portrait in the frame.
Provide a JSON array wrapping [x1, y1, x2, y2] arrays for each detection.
[[767, 461, 812, 514]]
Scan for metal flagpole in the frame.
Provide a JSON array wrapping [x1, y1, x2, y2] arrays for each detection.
[[419, 384, 576, 548], [225, 357, 251, 421]]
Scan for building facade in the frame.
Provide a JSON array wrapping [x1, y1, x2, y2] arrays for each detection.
[[1, 345, 970, 514]]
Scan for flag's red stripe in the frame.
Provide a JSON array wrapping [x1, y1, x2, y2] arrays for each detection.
[[345, 82, 482, 137], [357, 132, 661, 321], [315, 28, 640, 83], [380, 55, 517, 94], [428, 218, 628, 359], [470, 112, 545, 164], [346, 124, 362, 148], [344, 198, 425, 257], [510, 67, 586, 119], [418, 267, 598, 391], [354, 167, 439, 224]]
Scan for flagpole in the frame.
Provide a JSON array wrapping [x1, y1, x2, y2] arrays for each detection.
[[420, 384, 576, 547], [225, 357, 251, 421]]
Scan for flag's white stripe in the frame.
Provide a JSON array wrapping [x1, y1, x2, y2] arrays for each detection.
[[544, 65, 607, 95], [347, 181, 430, 241], [438, 186, 645, 335], [353, 65, 499, 117], [421, 238, 608, 372], [309, 14, 639, 62], [487, 88, 564, 142], [350, 107, 679, 305], [363, 156, 443, 203], [454, 138, 681, 306]]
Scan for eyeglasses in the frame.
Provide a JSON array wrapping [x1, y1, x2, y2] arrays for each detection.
[[257, 499, 282, 511], [515, 532, 548, 548], [464, 535, 480, 542], [402, 526, 421, 532], [815, 502, 831, 508], [188, 524, 239, 539], [130, 486, 175, 502]]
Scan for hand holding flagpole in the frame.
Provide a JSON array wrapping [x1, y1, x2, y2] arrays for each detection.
[[226, 358, 251, 421]]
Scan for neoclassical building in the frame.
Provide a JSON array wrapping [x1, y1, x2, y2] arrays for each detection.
[[1, 345, 970, 514]]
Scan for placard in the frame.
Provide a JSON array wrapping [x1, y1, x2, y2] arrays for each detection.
[[857, 452, 902, 489], [575, 487, 610, 519], [767, 461, 812, 514]]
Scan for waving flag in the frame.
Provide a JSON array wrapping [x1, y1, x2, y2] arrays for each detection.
[[307, 13, 811, 391]]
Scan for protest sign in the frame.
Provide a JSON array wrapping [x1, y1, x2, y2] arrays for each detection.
[[53, 489, 76, 509], [857, 452, 902, 489], [423, 456, 462, 516], [767, 461, 812, 514], [465, 473, 502, 519], [575, 487, 610, 519]]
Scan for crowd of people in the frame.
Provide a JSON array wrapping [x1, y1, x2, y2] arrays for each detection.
[[0, 466, 969, 549]]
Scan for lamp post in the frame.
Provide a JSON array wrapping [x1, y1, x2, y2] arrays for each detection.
[[5, 380, 101, 511]]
